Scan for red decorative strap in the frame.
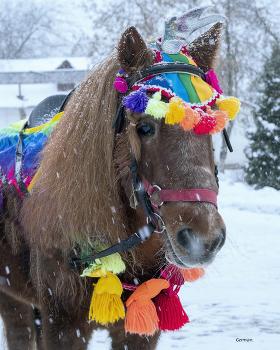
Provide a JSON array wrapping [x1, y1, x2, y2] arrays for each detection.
[[159, 189, 217, 207], [141, 176, 217, 207], [122, 283, 138, 291]]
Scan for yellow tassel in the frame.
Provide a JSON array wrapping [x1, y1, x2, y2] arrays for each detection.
[[165, 98, 185, 125], [217, 97, 241, 120], [88, 270, 125, 325], [145, 91, 168, 119]]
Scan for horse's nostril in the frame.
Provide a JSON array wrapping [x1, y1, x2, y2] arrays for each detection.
[[176, 227, 201, 256], [210, 236, 222, 251], [177, 228, 192, 248]]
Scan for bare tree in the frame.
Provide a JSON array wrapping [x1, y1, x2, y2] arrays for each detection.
[[0, 0, 76, 59], [84, 0, 201, 61]]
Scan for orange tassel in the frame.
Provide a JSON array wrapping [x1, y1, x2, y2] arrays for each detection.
[[180, 103, 200, 130], [179, 267, 205, 282], [125, 298, 159, 336], [125, 279, 169, 335]]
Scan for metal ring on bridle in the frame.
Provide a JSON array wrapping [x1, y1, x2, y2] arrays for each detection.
[[147, 213, 166, 234], [152, 184, 164, 206]]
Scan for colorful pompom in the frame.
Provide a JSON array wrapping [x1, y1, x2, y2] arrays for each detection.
[[217, 97, 241, 120], [145, 91, 168, 119], [206, 70, 223, 94], [179, 267, 205, 282], [123, 87, 148, 113], [165, 98, 185, 125], [114, 77, 128, 93], [180, 103, 200, 130], [193, 112, 217, 135], [208, 109, 229, 134]]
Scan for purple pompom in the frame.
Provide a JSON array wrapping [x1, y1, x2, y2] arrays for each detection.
[[122, 87, 148, 113]]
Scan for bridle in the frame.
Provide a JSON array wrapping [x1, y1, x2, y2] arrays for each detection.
[[71, 62, 226, 266]]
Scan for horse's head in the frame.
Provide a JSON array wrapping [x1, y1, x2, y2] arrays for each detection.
[[115, 25, 227, 269]]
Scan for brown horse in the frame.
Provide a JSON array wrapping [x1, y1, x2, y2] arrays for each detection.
[[0, 21, 227, 350]]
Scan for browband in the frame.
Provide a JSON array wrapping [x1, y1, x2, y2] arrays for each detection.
[[126, 62, 206, 89]]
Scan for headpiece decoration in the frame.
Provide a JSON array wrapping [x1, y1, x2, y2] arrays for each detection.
[[114, 6, 241, 135]]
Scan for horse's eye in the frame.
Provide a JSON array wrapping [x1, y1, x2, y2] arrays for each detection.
[[136, 122, 155, 136]]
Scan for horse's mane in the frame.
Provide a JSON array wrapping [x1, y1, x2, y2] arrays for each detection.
[[21, 53, 129, 255]]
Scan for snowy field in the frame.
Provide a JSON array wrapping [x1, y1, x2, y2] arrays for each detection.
[[1, 169, 280, 349]]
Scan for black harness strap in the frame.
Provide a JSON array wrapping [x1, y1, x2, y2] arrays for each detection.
[[127, 145, 158, 226], [223, 129, 233, 152], [126, 62, 206, 89], [112, 103, 125, 134], [70, 222, 156, 266]]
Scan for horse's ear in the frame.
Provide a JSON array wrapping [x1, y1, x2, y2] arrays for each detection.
[[117, 26, 155, 75], [187, 22, 223, 73]]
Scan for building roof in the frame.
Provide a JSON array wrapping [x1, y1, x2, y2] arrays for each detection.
[[0, 57, 93, 72], [0, 57, 93, 108]]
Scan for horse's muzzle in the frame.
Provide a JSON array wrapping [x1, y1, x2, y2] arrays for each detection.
[[173, 225, 226, 267], [164, 222, 225, 268]]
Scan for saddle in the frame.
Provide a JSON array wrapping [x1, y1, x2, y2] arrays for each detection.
[[27, 94, 67, 128]]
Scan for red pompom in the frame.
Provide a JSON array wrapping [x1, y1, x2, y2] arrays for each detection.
[[193, 113, 217, 135]]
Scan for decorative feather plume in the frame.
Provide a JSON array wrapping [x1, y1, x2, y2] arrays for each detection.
[[157, 5, 227, 54]]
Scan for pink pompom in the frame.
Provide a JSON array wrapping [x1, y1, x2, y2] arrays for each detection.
[[206, 70, 223, 94], [114, 77, 128, 93]]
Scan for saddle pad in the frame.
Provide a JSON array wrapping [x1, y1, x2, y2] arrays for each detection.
[[0, 112, 64, 197]]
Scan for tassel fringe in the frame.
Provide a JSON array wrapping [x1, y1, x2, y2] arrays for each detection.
[[125, 299, 159, 335], [89, 291, 125, 325], [88, 271, 125, 325], [156, 291, 189, 331], [180, 267, 205, 282]]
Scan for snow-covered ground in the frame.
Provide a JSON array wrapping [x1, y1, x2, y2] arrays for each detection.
[[1, 169, 280, 349]]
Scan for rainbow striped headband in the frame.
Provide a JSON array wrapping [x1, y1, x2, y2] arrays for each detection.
[[114, 47, 240, 135]]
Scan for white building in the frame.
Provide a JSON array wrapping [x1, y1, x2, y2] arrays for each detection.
[[0, 57, 92, 129]]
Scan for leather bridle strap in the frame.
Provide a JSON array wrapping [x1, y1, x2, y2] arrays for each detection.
[[141, 176, 217, 208]]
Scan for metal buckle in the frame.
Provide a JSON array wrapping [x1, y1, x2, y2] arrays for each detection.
[[147, 213, 166, 234], [152, 184, 164, 207], [129, 185, 139, 209]]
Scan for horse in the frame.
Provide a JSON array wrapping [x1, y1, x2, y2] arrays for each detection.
[[0, 7, 240, 350]]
